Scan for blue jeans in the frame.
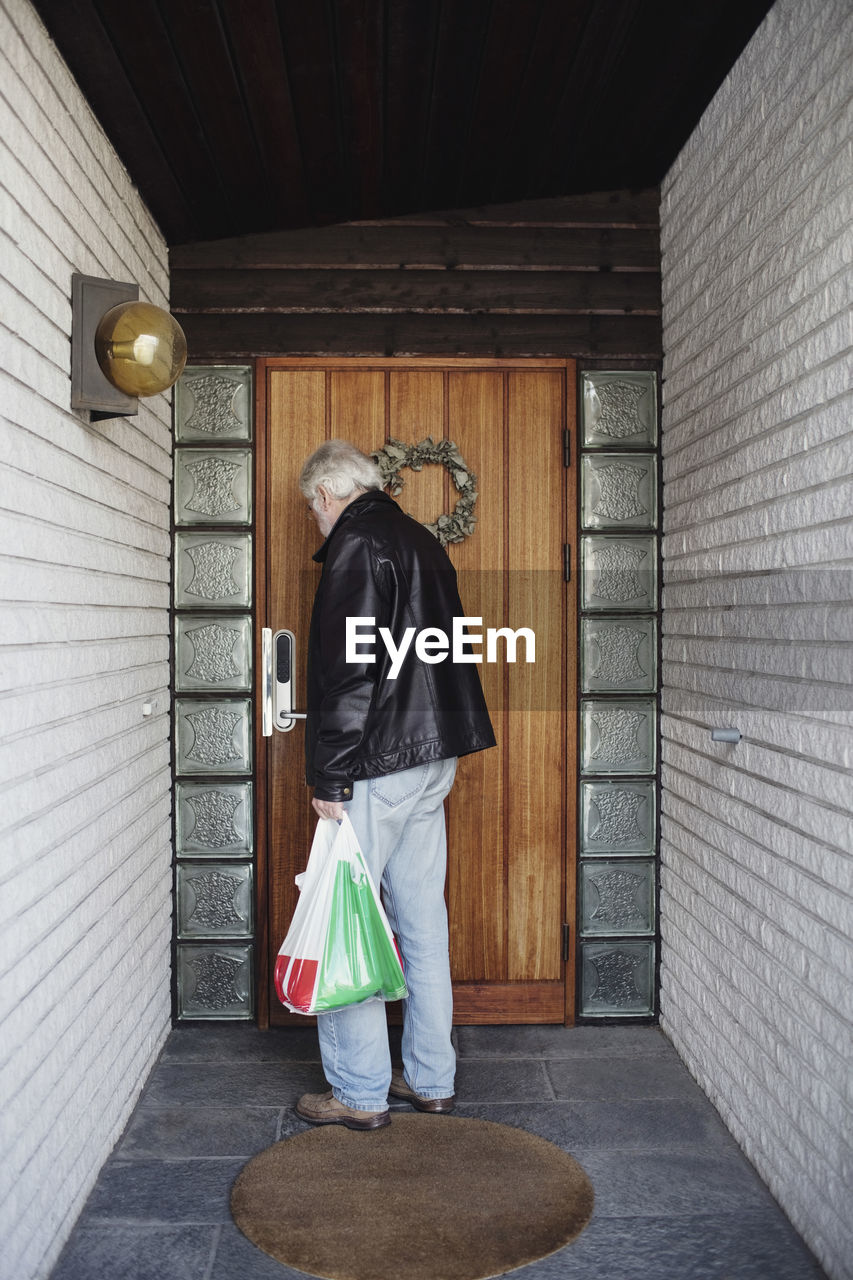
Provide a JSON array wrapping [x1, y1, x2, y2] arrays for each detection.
[[317, 757, 458, 1112]]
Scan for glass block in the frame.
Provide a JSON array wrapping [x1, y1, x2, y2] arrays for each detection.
[[581, 454, 658, 530], [176, 781, 254, 857], [175, 698, 252, 776], [174, 533, 252, 609], [580, 860, 655, 936], [580, 535, 657, 612], [580, 780, 656, 857], [581, 698, 657, 775], [174, 365, 252, 442], [177, 863, 253, 939], [581, 371, 657, 448], [175, 615, 252, 692], [177, 943, 254, 1019], [581, 616, 657, 692], [581, 940, 655, 1016], [174, 448, 252, 526]]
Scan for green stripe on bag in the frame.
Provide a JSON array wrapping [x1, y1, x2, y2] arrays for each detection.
[[314, 859, 408, 1012]]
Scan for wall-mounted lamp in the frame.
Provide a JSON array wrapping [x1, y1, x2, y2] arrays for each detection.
[[71, 273, 187, 418]]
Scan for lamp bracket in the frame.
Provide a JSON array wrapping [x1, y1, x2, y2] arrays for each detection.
[[71, 273, 138, 416]]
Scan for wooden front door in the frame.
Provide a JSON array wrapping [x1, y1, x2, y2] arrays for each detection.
[[256, 357, 577, 1026]]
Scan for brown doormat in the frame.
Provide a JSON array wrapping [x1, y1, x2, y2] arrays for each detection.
[[231, 1113, 594, 1280]]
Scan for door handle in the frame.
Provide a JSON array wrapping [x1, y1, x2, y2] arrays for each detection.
[[261, 627, 308, 735]]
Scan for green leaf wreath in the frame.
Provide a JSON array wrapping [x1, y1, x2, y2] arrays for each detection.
[[371, 437, 478, 546]]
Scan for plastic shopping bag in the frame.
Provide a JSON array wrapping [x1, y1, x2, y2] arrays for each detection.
[[274, 813, 408, 1015]]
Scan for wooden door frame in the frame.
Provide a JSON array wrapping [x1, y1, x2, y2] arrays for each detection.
[[253, 355, 577, 1028]]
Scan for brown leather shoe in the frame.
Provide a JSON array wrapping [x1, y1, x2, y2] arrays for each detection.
[[389, 1069, 456, 1113], [296, 1090, 390, 1130]]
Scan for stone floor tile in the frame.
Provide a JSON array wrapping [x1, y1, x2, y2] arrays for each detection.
[[454, 1057, 554, 1102], [455, 1024, 670, 1059], [511, 1211, 826, 1279], [49, 1225, 215, 1280], [115, 1104, 283, 1160], [455, 1096, 736, 1152], [161, 1024, 322, 1063], [210, 1221, 321, 1279], [546, 1051, 700, 1100], [81, 1158, 244, 1224], [571, 1148, 779, 1217], [142, 1060, 326, 1107]]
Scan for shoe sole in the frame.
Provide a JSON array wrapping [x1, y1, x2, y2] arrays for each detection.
[[388, 1085, 455, 1114], [295, 1104, 391, 1130]]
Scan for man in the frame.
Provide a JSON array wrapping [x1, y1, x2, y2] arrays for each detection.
[[295, 439, 495, 1130]]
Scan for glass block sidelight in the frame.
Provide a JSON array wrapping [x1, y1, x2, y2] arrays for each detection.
[[174, 615, 252, 692], [174, 448, 252, 526], [581, 616, 657, 693], [580, 698, 657, 775], [581, 370, 657, 449], [579, 780, 656, 857], [580, 940, 655, 1017], [177, 863, 254, 939], [580, 535, 658, 612], [174, 533, 252, 609], [578, 365, 660, 1023], [177, 943, 254, 1019], [581, 454, 658, 530], [173, 364, 255, 1022], [174, 698, 252, 776], [580, 860, 655, 936], [174, 366, 253, 442], [175, 781, 254, 857]]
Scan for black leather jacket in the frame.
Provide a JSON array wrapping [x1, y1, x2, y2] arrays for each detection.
[[305, 490, 495, 801]]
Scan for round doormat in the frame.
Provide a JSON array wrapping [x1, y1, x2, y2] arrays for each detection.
[[230, 1113, 594, 1280]]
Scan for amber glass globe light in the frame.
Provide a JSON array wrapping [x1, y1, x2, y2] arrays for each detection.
[[94, 301, 187, 397]]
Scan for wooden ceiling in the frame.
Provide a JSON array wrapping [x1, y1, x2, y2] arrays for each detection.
[[33, 0, 774, 246]]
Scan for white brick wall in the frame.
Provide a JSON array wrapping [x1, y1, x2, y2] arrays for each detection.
[[660, 2, 853, 1276], [0, 4, 172, 1278]]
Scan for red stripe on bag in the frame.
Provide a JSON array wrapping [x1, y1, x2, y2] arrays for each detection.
[[274, 955, 319, 1013]]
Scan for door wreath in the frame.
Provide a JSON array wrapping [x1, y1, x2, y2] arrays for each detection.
[[371, 437, 478, 546]]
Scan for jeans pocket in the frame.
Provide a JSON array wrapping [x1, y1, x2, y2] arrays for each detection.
[[369, 763, 428, 809]]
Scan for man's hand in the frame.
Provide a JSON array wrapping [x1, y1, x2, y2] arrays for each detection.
[[312, 797, 345, 821]]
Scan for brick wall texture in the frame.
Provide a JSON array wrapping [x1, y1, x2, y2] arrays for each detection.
[[0, 3, 173, 1277], [659, 2, 852, 1276]]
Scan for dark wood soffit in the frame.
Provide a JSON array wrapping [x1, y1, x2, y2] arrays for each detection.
[[31, 0, 775, 244], [171, 190, 661, 265], [179, 313, 662, 361], [171, 190, 662, 360]]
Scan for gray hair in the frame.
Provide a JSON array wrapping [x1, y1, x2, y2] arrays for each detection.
[[299, 440, 383, 501]]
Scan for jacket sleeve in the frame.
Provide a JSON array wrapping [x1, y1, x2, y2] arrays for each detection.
[[311, 531, 391, 801]]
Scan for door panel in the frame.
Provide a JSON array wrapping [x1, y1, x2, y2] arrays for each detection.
[[330, 369, 385, 448], [389, 370, 445, 522], [505, 371, 565, 984], [445, 371, 506, 984], [266, 370, 325, 968], [259, 358, 576, 1025]]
